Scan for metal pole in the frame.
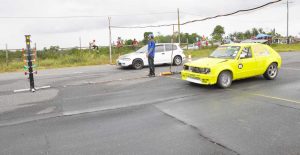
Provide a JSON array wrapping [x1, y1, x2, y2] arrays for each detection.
[[25, 35, 35, 92], [79, 37, 82, 52], [177, 8, 181, 44], [186, 38, 189, 50], [5, 44, 8, 66], [287, 0, 289, 44], [169, 24, 175, 72], [108, 17, 112, 64], [34, 43, 38, 66]]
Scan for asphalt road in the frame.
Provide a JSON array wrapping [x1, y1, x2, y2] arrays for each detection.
[[0, 52, 300, 155]]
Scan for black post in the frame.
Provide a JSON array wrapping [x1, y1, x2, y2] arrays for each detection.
[[287, 0, 289, 44], [25, 35, 35, 92]]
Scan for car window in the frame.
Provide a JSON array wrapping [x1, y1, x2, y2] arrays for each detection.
[[252, 45, 270, 57], [240, 47, 253, 59], [155, 45, 164, 53], [210, 46, 240, 59], [165, 44, 177, 51]]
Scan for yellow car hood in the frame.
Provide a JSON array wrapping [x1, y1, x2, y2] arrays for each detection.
[[187, 57, 229, 68]]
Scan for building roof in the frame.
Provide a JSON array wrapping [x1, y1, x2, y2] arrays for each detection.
[[255, 34, 272, 39]]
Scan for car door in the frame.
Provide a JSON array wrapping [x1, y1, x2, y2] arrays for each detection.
[[164, 44, 177, 63], [252, 44, 270, 75], [154, 44, 166, 64], [235, 46, 257, 79]]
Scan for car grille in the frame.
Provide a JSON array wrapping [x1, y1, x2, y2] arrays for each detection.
[[184, 65, 209, 74]]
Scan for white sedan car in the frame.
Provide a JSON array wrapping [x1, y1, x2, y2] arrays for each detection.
[[117, 43, 186, 69]]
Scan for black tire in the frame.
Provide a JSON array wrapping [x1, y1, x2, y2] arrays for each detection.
[[217, 71, 232, 88], [132, 59, 144, 70], [263, 63, 278, 80], [173, 56, 182, 66]]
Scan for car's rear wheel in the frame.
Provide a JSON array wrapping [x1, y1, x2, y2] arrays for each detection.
[[217, 71, 232, 88], [263, 63, 278, 80], [173, 56, 182, 66], [132, 59, 144, 70]]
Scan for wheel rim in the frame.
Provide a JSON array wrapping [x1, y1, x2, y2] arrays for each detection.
[[267, 64, 277, 78], [221, 73, 231, 87], [174, 57, 181, 65], [135, 61, 142, 69]]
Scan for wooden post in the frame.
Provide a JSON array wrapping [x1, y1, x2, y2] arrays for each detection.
[[5, 44, 8, 66]]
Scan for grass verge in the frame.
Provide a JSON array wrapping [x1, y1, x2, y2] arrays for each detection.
[[1, 43, 299, 73]]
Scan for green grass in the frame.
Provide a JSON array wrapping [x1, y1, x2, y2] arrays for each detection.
[[184, 43, 300, 59], [183, 46, 217, 58], [1, 43, 299, 73], [270, 43, 300, 52], [0, 47, 134, 73]]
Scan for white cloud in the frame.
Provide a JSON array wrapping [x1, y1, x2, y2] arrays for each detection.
[[0, 0, 299, 49]]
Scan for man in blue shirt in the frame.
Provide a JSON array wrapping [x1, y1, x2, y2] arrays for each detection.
[[147, 34, 156, 77]]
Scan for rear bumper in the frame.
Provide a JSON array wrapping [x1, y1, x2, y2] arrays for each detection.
[[181, 70, 218, 85]]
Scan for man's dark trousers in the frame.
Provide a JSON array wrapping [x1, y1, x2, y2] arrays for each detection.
[[148, 56, 155, 76]]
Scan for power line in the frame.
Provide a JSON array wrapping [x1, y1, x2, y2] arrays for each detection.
[[0, 12, 176, 19], [181, 0, 282, 25], [111, 0, 283, 29]]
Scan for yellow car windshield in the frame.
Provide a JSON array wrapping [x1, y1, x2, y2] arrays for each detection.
[[210, 46, 240, 59]]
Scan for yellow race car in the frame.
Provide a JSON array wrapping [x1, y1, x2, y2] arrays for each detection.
[[181, 43, 282, 88]]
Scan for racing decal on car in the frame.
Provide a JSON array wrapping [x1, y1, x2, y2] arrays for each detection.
[[238, 64, 243, 69]]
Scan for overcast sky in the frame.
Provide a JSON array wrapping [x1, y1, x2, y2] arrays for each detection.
[[0, 0, 299, 49]]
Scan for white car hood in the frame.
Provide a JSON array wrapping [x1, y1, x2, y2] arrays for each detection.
[[119, 52, 144, 59]]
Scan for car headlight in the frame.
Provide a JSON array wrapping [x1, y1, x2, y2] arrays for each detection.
[[202, 68, 210, 74], [121, 58, 131, 61], [185, 66, 211, 74]]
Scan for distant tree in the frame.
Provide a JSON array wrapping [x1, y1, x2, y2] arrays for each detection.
[[49, 46, 60, 52], [211, 25, 225, 42], [142, 32, 153, 44], [251, 28, 259, 37], [258, 28, 265, 34], [245, 30, 252, 39], [125, 39, 133, 45]]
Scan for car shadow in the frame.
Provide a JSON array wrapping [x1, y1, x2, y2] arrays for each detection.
[[185, 76, 271, 90], [117, 64, 183, 71]]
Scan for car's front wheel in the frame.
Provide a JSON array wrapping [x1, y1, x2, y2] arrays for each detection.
[[263, 63, 278, 80], [132, 59, 144, 70], [173, 56, 182, 66], [217, 71, 232, 88]]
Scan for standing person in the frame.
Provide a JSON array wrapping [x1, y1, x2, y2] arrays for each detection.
[[90, 40, 98, 50], [132, 38, 139, 50], [147, 34, 156, 77], [197, 40, 201, 49]]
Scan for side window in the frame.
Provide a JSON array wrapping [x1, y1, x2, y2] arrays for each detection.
[[155, 45, 164, 53], [240, 47, 252, 59], [165, 44, 177, 51], [252, 45, 270, 57]]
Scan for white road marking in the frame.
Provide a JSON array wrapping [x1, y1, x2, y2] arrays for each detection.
[[37, 107, 56, 115], [13, 88, 30, 93], [164, 76, 300, 105], [250, 93, 300, 104]]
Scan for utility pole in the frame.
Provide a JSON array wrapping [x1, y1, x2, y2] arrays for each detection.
[[285, 0, 293, 44], [5, 44, 8, 66], [177, 8, 181, 44], [108, 17, 112, 64], [79, 37, 82, 52], [287, 0, 289, 44], [34, 43, 38, 66]]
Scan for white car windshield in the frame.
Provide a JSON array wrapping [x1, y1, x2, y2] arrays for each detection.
[[210, 46, 240, 59], [136, 45, 148, 53]]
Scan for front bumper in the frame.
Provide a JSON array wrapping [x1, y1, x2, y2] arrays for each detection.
[[181, 70, 217, 85], [116, 59, 132, 67]]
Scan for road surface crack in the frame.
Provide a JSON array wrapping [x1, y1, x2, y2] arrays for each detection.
[[154, 106, 240, 155]]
